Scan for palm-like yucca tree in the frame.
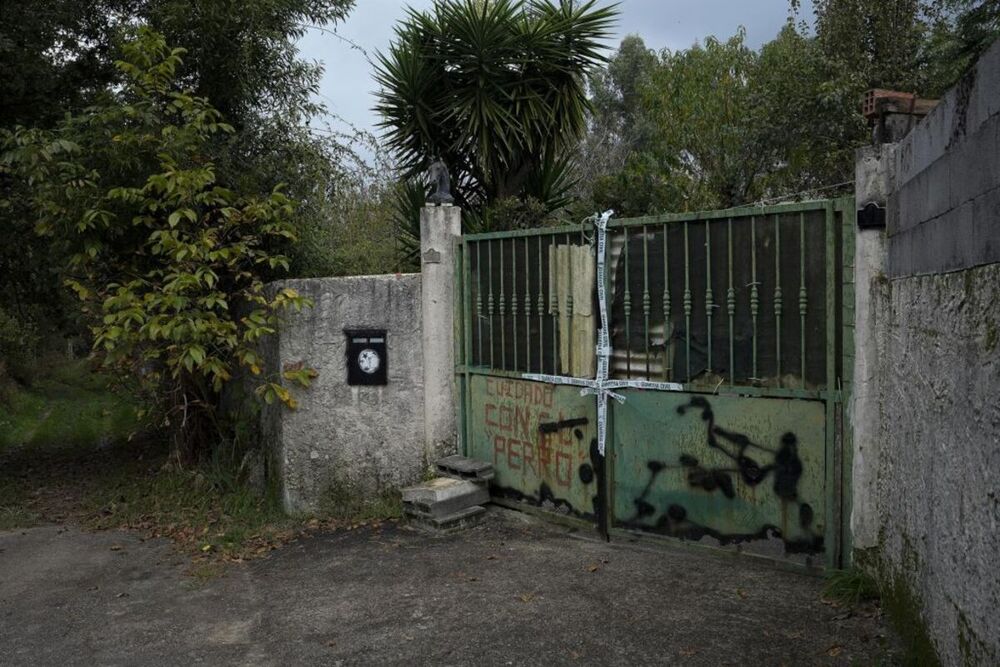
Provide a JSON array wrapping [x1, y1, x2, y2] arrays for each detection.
[[374, 0, 617, 245]]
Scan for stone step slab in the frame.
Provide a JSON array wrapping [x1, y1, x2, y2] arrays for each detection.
[[434, 455, 494, 483], [404, 504, 487, 533], [401, 477, 489, 519]]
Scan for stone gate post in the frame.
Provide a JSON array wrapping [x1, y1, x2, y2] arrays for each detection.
[[420, 204, 461, 463]]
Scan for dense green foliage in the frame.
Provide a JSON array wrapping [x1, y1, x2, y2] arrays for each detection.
[[576, 0, 999, 216], [2, 31, 316, 459], [374, 0, 617, 249], [0, 0, 358, 387], [0, 358, 138, 453]]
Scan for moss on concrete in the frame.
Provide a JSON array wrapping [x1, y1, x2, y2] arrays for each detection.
[[984, 321, 997, 353], [880, 572, 940, 666], [854, 542, 940, 666]]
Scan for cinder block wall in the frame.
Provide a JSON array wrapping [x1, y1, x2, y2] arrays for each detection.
[[852, 40, 1000, 665], [262, 275, 425, 513]]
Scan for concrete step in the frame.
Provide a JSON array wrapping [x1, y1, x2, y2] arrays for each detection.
[[404, 504, 487, 533], [435, 455, 494, 483], [401, 476, 489, 519]]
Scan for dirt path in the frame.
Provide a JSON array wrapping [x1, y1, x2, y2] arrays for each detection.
[[0, 509, 897, 666]]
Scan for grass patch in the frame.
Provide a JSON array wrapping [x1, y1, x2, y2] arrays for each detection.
[[82, 444, 300, 562], [823, 567, 881, 607], [0, 502, 39, 532], [0, 354, 401, 573], [0, 356, 139, 453]]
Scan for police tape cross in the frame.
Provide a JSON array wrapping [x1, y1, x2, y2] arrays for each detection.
[[522, 210, 683, 457]]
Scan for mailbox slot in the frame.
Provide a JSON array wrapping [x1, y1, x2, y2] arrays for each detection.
[[345, 329, 388, 386]]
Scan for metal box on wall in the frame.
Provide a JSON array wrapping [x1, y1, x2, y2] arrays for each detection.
[[345, 329, 388, 386]]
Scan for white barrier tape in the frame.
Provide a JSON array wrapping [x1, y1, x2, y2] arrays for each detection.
[[520, 210, 682, 457], [520, 373, 596, 389], [604, 379, 684, 392]]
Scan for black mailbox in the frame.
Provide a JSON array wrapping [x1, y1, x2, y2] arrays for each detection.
[[345, 329, 387, 386]]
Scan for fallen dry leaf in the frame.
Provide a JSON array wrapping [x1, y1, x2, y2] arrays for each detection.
[[826, 645, 843, 657], [586, 564, 600, 573]]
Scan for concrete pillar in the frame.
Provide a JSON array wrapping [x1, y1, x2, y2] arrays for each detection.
[[420, 204, 461, 463], [850, 145, 893, 551]]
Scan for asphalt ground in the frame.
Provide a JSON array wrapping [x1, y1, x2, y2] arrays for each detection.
[[0, 508, 896, 666]]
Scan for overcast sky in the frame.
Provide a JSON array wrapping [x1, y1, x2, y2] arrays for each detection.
[[297, 0, 815, 143]]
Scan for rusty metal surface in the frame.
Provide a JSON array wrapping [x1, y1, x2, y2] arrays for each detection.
[[611, 390, 827, 565], [458, 199, 853, 567], [467, 376, 600, 520]]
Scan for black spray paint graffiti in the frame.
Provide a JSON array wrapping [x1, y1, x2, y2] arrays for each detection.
[[628, 396, 822, 553], [492, 420, 607, 535]]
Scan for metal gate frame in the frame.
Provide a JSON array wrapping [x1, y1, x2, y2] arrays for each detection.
[[454, 198, 855, 569]]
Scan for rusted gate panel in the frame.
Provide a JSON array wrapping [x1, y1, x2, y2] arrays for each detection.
[[456, 198, 854, 569], [611, 391, 827, 565], [466, 375, 599, 520]]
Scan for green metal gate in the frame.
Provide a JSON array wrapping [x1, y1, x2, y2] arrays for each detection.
[[455, 198, 855, 569]]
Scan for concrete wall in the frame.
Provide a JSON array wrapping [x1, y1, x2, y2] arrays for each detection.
[[852, 40, 1000, 666], [263, 274, 426, 513]]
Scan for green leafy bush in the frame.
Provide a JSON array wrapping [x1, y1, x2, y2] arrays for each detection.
[[1, 28, 314, 460]]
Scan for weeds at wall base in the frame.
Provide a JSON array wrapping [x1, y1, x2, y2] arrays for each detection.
[[853, 547, 940, 667], [318, 478, 403, 524]]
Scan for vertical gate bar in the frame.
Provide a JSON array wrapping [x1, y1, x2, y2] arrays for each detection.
[[603, 219, 616, 535], [475, 241, 483, 366], [623, 226, 631, 378], [727, 218, 735, 386], [824, 201, 839, 567], [683, 221, 692, 382], [487, 241, 495, 369], [581, 222, 588, 372], [524, 238, 531, 373], [750, 216, 758, 381], [461, 240, 472, 455], [500, 239, 506, 370], [662, 224, 671, 381], [511, 238, 518, 372], [537, 236, 544, 374], [642, 226, 651, 378], [705, 219, 714, 374], [550, 236, 559, 375], [799, 212, 808, 384], [566, 232, 574, 374], [825, 203, 837, 395], [774, 214, 783, 386]]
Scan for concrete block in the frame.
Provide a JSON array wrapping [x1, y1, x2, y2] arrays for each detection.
[[967, 40, 1000, 135], [972, 184, 1000, 266], [401, 477, 489, 518], [404, 504, 488, 533], [435, 454, 495, 482]]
